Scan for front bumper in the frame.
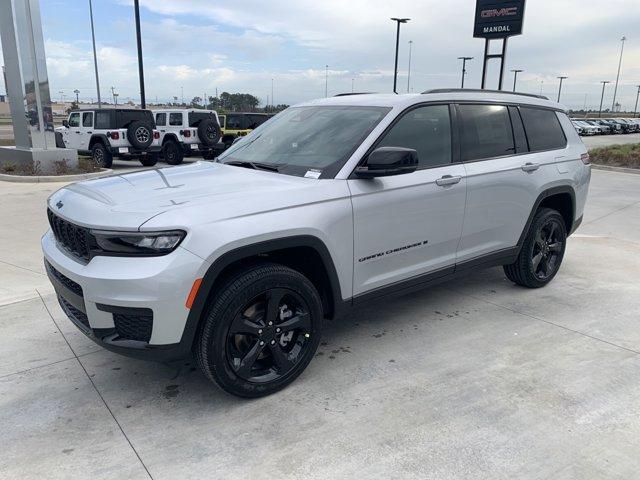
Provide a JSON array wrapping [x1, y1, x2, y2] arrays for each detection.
[[42, 230, 207, 361]]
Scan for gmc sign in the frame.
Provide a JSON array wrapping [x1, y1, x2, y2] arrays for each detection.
[[474, 0, 526, 39]]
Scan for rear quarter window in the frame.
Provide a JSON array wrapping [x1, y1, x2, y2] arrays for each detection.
[[116, 110, 154, 128], [519, 107, 567, 152]]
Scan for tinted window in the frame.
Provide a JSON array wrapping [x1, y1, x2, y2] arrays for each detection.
[[519, 107, 567, 151], [508, 106, 528, 153], [115, 110, 154, 128], [155, 113, 166, 126], [376, 105, 452, 168], [226, 114, 243, 129], [458, 104, 515, 161], [169, 113, 183, 126], [95, 112, 111, 129], [68, 112, 80, 127], [246, 114, 271, 129], [188, 112, 216, 127], [82, 112, 93, 127]]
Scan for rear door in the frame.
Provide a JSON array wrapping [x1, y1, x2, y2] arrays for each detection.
[[456, 103, 568, 263], [349, 104, 467, 296]]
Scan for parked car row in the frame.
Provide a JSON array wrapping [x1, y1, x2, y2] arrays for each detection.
[[571, 117, 640, 136], [55, 108, 274, 167]]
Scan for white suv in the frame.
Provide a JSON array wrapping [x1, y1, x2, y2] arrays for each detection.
[[43, 90, 591, 398], [152, 109, 222, 164], [57, 108, 161, 167]]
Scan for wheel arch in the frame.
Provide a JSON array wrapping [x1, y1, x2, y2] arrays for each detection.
[[162, 133, 180, 145], [181, 235, 344, 352], [517, 185, 576, 248], [88, 134, 109, 149]]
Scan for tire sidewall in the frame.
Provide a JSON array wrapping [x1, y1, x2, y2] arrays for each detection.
[[197, 119, 221, 147], [127, 121, 153, 149], [91, 143, 112, 168], [163, 140, 183, 165], [522, 209, 567, 287], [200, 266, 323, 398]]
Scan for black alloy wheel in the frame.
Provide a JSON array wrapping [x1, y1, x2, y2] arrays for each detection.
[[227, 288, 312, 383], [503, 208, 567, 288], [196, 263, 323, 398]]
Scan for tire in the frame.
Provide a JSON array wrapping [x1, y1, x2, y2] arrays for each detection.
[[55, 131, 66, 148], [195, 263, 323, 398], [162, 140, 184, 165], [139, 153, 159, 167], [197, 118, 222, 147], [126, 120, 154, 149], [91, 142, 113, 168], [504, 208, 567, 288]]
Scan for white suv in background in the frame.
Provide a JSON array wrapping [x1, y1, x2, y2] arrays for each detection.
[[43, 89, 590, 398], [152, 109, 222, 164], [56, 108, 161, 167]]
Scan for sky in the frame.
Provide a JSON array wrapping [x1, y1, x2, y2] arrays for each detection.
[[1, 0, 640, 110]]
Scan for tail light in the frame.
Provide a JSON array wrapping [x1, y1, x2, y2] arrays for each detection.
[[183, 130, 191, 138], [153, 131, 160, 139], [109, 131, 120, 140], [581, 153, 590, 165]]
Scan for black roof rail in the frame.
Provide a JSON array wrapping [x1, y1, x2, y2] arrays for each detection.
[[333, 92, 376, 97], [421, 88, 549, 101]]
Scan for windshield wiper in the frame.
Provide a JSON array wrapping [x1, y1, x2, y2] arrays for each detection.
[[223, 160, 281, 172]]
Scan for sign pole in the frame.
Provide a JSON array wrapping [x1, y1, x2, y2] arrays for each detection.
[[481, 39, 489, 89], [498, 38, 508, 90]]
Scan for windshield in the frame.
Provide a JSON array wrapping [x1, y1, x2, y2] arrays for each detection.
[[217, 105, 391, 178]]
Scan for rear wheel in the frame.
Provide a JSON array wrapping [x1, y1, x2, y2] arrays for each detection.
[[139, 153, 159, 167], [504, 208, 567, 288], [196, 263, 323, 398], [91, 143, 113, 168], [162, 140, 184, 165]]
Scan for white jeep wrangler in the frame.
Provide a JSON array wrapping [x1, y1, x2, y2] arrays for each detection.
[[56, 108, 161, 168], [152, 109, 223, 164]]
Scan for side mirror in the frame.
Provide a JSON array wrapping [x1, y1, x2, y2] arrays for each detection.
[[62, 120, 69, 128], [355, 147, 418, 178]]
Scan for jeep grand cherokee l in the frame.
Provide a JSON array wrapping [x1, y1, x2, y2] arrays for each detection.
[[43, 89, 590, 398]]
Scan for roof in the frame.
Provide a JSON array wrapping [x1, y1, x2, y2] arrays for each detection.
[[297, 90, 564, 111]]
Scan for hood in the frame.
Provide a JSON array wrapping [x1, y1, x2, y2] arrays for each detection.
[[47, 162, 346, 230]]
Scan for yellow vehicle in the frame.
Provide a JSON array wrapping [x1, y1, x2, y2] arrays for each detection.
[[218, 112, 273, 148]]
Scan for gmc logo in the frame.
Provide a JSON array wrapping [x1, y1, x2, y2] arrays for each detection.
[[481, 7, 518, 18]]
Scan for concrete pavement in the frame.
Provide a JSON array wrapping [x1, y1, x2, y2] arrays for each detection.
[[1, 169, 640, 479]]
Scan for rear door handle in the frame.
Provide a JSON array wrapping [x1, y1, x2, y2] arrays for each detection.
[[435, 175, 462, 186], [521, 162, 540, 172]]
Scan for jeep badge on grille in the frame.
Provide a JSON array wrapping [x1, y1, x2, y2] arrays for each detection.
[[56, 200, 63, 209]]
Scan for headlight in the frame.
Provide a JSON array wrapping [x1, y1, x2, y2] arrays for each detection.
[[91, 230, 186, 256]]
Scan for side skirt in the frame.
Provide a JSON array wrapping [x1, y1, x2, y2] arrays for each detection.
[[347, 246, 519, 308]]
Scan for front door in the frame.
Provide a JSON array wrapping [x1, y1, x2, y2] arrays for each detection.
[[62, 112, 81, 150], [78, 112, 93, 151], [348, 104, 467, 297]]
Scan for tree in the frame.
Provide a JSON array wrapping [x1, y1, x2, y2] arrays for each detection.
[[191, 96, 202, 108]]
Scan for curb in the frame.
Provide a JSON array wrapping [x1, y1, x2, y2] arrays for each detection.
[[0, 168, 112, 183], [591, 164, 640, 175]]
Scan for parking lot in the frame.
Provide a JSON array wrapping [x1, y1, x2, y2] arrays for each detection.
[[0, 167, 638, 479]]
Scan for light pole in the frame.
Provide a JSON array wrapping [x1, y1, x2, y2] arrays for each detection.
[[271, 78, 274, 107], [611, 36, 626, 112], [113, 93, 119, 106], [458, 57, 473, 88], [391, 18, 410, 93], [407, 40, 413, 93], [634, 85, 640, 118], [557, 76, 568, 103], [88, 0, 101, 107], [74, 89, 80, 103], [133, 0, 146, 108], [352, 78, 355, 93], [181, 86, 184, 106], [599, 81, 610, 118], [325, 65, 328, 97], [511, 69, 523, 92]]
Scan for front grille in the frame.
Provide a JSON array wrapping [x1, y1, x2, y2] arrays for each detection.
[[47, 209, 93, 261], [45, 260, 83, 297], [114, 311, 153, 343], [58, 295, 90, 329]]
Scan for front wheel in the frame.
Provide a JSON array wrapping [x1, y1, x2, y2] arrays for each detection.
[[195, 263, 323, 398], [504, 208, 567, 288]]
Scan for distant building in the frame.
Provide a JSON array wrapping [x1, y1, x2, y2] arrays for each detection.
[[0, 94, 6, 102]]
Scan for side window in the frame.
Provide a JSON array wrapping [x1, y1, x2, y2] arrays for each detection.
[[68, 112, 80, 127], [376, 105, 452, 169], [226, 114, 243, 129], [155, 113, 166, 126], [82, 112, 93, 128], [519, 107, 567, 152], [95, 112, 111, 129], [458, 104, 515, 161], [169, 113, 183, 126]]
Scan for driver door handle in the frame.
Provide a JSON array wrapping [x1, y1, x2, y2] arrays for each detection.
[[435, 175, 462, 187], [521, 162, 540, 172]]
